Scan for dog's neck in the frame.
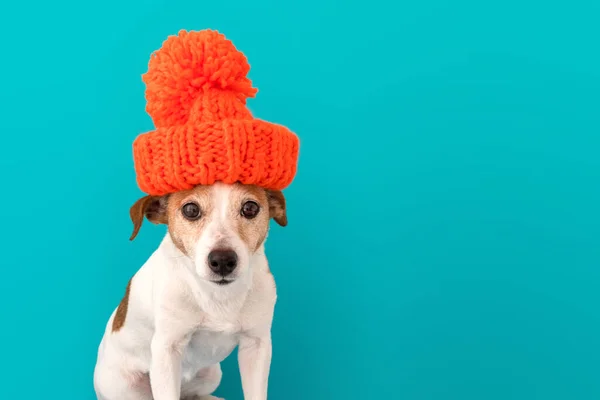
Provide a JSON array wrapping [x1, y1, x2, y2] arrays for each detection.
[[157, 233, 266, 309]]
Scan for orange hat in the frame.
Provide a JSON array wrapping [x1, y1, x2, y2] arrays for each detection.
[[132, 30, 299, 196]]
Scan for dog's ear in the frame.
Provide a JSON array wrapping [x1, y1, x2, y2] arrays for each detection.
[[129, 195, 169, 241], [266, 190, 287, 227]]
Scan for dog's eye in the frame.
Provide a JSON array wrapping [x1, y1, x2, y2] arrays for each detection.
[[182, 202, 201, 220], [241, 201, 260, 219]]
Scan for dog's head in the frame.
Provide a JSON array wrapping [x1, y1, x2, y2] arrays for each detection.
[[129, 182, 287, 285]]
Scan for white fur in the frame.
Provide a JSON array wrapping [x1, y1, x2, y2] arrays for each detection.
[[94, 184, 277, 400]]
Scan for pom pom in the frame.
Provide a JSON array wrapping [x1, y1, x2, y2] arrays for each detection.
[[143, 29, 258, 128]]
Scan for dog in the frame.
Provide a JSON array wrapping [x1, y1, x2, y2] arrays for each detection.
[[93, 182, 288, 400]]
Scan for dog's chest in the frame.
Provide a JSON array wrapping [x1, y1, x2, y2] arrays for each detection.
[[181, 328, 238, 379]]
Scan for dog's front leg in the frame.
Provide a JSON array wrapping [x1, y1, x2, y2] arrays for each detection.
[[150, 334, 188, 400], [238, 333, 272, 400]]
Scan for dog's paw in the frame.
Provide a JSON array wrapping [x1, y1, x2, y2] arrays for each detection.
[[199, 396, 224, 400]]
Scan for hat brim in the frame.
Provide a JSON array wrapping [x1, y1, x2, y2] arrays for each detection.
[[133, 119, 299, 196]]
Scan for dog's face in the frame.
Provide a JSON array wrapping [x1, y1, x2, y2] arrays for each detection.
[[129, 182, 287, 285]]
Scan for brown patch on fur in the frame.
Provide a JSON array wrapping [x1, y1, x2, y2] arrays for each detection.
[[129, 195, 168, 240], [166, 186, 213, 257], [231, 185, 271, 252], [266, 189, 288, 227], [251, 189, 287, 251], [244, 185, 269, 201], [112, 278, 132, 332]]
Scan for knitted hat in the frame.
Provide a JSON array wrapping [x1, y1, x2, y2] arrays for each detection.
[[132, 30, 299, 196]]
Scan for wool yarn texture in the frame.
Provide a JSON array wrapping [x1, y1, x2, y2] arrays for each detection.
[[133, 29, 299, 196]]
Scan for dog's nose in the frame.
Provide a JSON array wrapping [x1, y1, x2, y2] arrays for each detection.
[[208, 249, 238, 276]]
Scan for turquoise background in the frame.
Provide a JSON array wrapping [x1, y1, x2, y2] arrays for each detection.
[[0, 0, 599, 398]]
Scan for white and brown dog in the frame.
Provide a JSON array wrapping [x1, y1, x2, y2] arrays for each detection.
[[93, 182, 288, 400]]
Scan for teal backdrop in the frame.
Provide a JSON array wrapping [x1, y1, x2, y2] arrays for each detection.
[[0, 0, 599, 399]]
